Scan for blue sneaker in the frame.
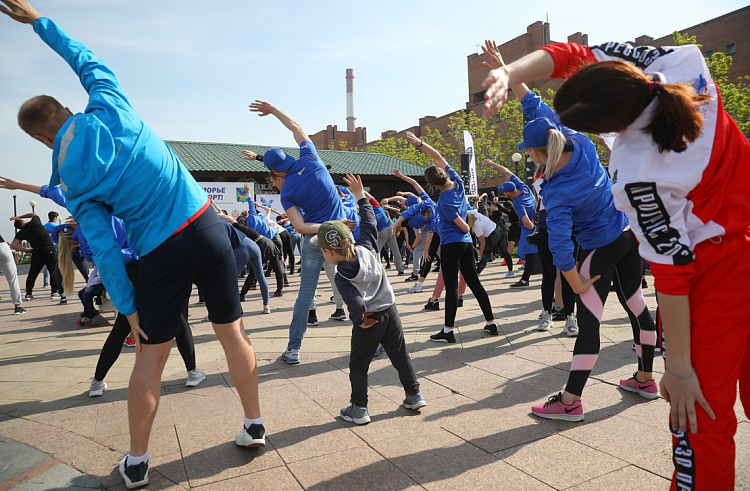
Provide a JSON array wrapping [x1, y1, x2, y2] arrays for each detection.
[[373, 345, 384, 357], [281, 348, 300, 364]]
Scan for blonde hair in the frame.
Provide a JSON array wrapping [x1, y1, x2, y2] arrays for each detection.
[[466, 212, 478, 231], [327, 238, 357, 262], [533, 128, 567, 180], [56, 230, 76, 298]]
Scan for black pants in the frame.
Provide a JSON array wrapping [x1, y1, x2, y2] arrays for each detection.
[[440, 241, 494, 328], [419, 233, 441, 279], [27, 248, 59, 295], [279, 229, 295, 273], [244, 253, 283, 294], [349, 304, 419, 407], [93, 261, 196, 381], [476, 226, 507, 274], [565, 229, 656, 396], [537, 229, 576, 314], [520, 252, 538, 283]]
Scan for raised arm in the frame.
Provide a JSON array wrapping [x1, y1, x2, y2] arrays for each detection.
[[481, 40, 530, 100], [393, 168, 426, 195], [483, 159, 514, 180], [0, 0, 41, 24], [249, 100, 310, 146], [405, 131, 448, 169], [481, 50, 555, 120], [10, 212, 38, 220], [0, 176, 43, 195]]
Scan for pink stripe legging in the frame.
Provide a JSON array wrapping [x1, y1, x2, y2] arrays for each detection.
[[431, 268, 467, 299]]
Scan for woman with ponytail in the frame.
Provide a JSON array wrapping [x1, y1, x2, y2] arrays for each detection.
[[480, 38, 750, 491], [404, 131, 498, 341], [482, 39, 658, 422]]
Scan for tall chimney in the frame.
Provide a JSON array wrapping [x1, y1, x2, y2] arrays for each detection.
[[346, 68, 355, 132]]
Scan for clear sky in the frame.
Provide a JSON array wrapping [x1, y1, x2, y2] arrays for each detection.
[[0, 0, 745, 242]]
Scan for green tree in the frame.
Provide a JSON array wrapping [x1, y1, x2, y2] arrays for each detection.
[[673, 31, 750, 134]]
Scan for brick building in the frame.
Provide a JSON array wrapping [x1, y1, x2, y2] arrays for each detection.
[[309, 124, 368, 151]]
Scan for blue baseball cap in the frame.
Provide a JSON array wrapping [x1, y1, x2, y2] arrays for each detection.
[[405, 195, 419, 206], [517, 117, 558, 150], [498, 182, 517, 193], [263, 148, 296, 172], [408, 215, 426, 229]]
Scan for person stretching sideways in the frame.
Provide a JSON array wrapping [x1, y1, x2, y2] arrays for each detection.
[[316, 174, 425, 425], [0, 3, 264, 488]]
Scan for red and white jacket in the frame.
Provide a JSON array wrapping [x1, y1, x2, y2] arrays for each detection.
[[541, 42, 750, 295]]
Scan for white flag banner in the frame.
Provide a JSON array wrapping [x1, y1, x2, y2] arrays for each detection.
[[463, 130, 478, 195]]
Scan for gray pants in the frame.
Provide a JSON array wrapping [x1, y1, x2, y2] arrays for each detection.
[[0, 242, 22, 307], [376, 224, 404, 273], [411, 235, 426, 275], [309, 260, 344, 311]]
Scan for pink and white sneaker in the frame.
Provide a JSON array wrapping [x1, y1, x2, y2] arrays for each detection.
[[619, 373, 660, 399], [532, 392, 584, 422]]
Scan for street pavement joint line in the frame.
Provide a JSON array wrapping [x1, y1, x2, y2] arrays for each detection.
[[439, 425, 493, 455], [0, 458, 60, 491], [420, 376, 460, 395]]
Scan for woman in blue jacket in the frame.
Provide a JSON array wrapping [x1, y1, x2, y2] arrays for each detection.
[[404, 132, 497, 342]]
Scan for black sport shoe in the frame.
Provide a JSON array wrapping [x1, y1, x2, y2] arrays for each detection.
[[430, 329, 456, 343], [432, 266, 440, 273], [330, 308, 346, 321], [308, 310, 319, 326], [118, 456, 149, 489], [24, 294, 33, 300], [397, 271, 405, 275], [424, 299, 439, 311], [274, 290, 283, 297], [509, 280, 530, 289], [59, 296, 67, 305], [235, 423, 266, 447], [239, 294, 246, 302], [552, 308, 567, 321], [385, 263, 391, 269], [484, 323, 498, 336], [405, 273, 418, 282], [284, 274, 289, 287], [642, 278, 648, 289], [14, 305, 26, 315]]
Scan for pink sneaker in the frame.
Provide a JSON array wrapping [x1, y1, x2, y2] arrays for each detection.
[[532, 392, 584, 422], [619, 374, 660, 399]]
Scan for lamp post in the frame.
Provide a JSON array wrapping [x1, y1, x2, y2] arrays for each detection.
[[30, 200, 36, 213]]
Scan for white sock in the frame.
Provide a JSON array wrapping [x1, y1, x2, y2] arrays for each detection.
[[127, 451, 149, 465], [443, 327, 453, 333], [486, 320, 496, 326], [416, 281, 423, 288], [244, 416, 264, 428]]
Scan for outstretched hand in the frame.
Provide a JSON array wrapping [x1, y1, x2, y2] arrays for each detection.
[[392, 169, 403, 179], [481, 40, 505, 70], [241, 150, 257, 161], [480, 67, 511, 120], [0, 176, 21, 190], [0, 0, 41, 24], [249, 100, 275, 117], [405, 132, 420, 148], [342, 173, 365, 199]]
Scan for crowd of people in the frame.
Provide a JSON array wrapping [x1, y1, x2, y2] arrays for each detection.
[[1, 0, 748, 489]]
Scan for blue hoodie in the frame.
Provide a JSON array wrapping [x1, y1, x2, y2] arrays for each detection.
[[401, 192, 440, 234], [36, 18, 208, 316], [521, 92, 628, 271]]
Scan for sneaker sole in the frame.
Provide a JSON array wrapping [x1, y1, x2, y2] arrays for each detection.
[[307, 321, 319, 326], [235, 432, 266, 447], [408, 289, 424, 293], [484, 329, 498, 336], [403, 401, 427, 410], [532, 411, 584, 422], [281, 356, 300, 364], [341, 414, 371, 425], [509, 285, 530, 289], [330, 316, 346, 321], [429, 337, 456, 344], [537, 325, 552, 331], [89, 390, 105, 397], [619, 383, 660, 399], [119, 457, 148, 489], [186, 377, 205, 387], [566, 330, 579, 337]]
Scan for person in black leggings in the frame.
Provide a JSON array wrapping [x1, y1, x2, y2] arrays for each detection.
[[403, 132, 497, 342], [277, 227, 295, 274]]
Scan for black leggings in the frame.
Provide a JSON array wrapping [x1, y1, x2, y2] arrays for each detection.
[[93, 261, 196, 381], [440, 241, 494, 328], [537, 229, 576, 314], [244, 253, 283, 294], [27, 248, 59, 295], [565, 229, 656, 396], [279, 229, 295, 273], [520, 252, 537, 283], [419, 233, 441, 279]]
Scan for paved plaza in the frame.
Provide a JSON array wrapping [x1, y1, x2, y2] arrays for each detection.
[[0, 262, 747, 490]]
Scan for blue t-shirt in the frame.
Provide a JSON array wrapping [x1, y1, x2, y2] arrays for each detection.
[[280, 141, 345, 226], [339, 186, 361, 239], [401, 193, 439, 234], [436, 165, 471, 244], [507, 174, 536, 222], [373, 204, 391, 232]]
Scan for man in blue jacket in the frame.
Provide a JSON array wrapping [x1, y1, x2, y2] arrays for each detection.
[[0, 2, 264, 488]]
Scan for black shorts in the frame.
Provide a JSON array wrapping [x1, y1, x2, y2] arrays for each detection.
[[508, 224, 521, 243], [138, 207, 242, 344]]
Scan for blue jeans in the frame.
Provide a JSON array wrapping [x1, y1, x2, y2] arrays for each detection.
[[288, 234, 325, 351]]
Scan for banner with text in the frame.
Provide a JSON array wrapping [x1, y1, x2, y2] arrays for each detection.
[[197, 182, 254, 219], [463, 130, 478, 195]]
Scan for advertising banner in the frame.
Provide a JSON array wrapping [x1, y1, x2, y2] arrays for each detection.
[[463, 130, 478, 195], [197, 182, 254, 219]]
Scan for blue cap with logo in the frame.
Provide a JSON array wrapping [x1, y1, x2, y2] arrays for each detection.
[[517, 117, 558, 150], [405, 195, 420, 207], [498, 181, 517, 193], [263, 148, 296, 172]]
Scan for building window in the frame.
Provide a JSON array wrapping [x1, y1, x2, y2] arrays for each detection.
[[704, 49, 715, 58], [582, 34, 589, 46], [725, 43, 737, 55], [332, 127, 336, 141]]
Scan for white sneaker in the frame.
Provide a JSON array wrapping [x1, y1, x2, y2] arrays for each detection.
[[186, 370, 205, 387], [89, 378, 107, 397], [537, 310, 553, 331], [408, 283, 423, 293], [504, 271, 515, 278], [565, 315, 579, 337], [263, 305, 271, 314]]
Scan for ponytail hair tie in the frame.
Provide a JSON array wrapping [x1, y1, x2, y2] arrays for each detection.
[[648, 81, 660, 95]]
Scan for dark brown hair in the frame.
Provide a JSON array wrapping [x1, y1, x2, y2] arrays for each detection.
[[424, 165, 448, 186], [18, 95, 66, 136], [554, 61, 711, 153]]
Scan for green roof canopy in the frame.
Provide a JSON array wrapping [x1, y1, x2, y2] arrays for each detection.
[[166, 141, 425, 177]]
